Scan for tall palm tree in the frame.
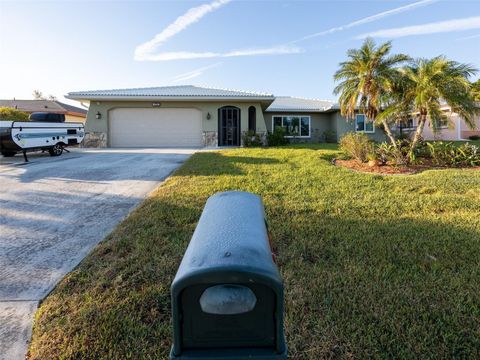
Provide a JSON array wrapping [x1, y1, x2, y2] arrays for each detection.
[[334, 38, 410, 148], [399, 57, 478, 159]]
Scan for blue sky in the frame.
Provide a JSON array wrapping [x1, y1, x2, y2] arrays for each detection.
[[1, 0, 479, 106]]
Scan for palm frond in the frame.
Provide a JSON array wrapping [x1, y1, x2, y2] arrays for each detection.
[[333, 38, 410, 122]]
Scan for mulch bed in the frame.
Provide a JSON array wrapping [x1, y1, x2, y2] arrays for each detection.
[[335, 159, 479, 175]]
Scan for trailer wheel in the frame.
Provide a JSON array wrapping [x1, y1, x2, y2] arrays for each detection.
[[1, 151, 16, 157], [49, 144, 63, 157]]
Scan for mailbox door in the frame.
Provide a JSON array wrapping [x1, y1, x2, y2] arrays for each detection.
[[180, 283, 276, 349]]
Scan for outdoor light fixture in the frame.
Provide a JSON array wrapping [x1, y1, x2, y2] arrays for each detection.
[[152, 102, 161, 107], [95, 111, 102, 119], [206, 112, 211, 120]]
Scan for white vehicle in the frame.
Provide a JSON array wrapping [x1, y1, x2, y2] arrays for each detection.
[[0, 112, 85, 161]]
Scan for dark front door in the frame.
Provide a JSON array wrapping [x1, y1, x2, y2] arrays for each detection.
[[218, 106, 240, 146]]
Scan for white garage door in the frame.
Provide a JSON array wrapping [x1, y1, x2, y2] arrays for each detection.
[[109, 108, 203, 147]]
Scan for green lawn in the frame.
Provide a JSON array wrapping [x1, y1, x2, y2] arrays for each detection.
[[450, 139, 480, 147], [429, 139, 480, 147], [29, 145, 480, 359]]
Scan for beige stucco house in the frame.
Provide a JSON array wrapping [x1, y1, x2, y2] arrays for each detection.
[[67, 86, 273, 147], [66, 85, 478, 148]]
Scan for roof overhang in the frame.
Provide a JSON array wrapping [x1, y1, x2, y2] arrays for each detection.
[[265, 108, 329, 113], [65, 94, 274, 102], [265, 105, 339, 113], [65, 95, 275, 110]]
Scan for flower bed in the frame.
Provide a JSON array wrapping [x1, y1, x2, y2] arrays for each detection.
[[336, 158, 479, 175], [338, 133, 480, 174]]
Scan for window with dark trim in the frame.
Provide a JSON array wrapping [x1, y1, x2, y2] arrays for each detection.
[[272, 115, 311, 137], [398, 117, 416, 131], [431, 117, 449, 129], [248, 106, 256, 133]]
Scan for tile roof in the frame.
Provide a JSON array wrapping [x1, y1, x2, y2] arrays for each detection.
[[67, 85, 274, 100], [266, 96, 336, 112], [0, 99, 87, 115]]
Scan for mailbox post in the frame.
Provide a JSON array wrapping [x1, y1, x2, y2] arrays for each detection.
[[170, 191, 287, 359]]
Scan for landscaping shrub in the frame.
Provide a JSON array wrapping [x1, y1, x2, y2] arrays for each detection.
[[458, 143, 480, 166], [469, 135, 480, 141], [375, 137, 429, 165], [412, 137, 429, 160], [427, 141, 480, 167], [376, 142, 399, 165], [374, 140, 479, 167], [0, 107, 29, 121], [241, 131, 263, 147], [339, 133, 375, 162], [323, 130, 337, 143], [396, 131, 412, 141], [266, 128, 288, 146]]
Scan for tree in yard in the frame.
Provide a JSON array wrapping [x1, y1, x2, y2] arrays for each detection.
[[398, 57, 478, 160], [0, 107, 29, 121], [333, 38, 410, 151]]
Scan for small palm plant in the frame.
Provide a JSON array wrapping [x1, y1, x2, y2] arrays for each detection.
[[397, 57, 478, 160], [333, 38, 410, 150]]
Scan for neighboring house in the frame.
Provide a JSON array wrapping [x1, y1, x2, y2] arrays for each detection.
[[397, 104, 480, 141], [0, 99, 88, 123], [66, 85, 477, 148]]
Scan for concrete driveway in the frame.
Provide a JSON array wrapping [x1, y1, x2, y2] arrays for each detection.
[[0, 148, 197, 360]]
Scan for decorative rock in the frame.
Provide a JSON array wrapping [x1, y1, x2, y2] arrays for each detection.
[[202, 131, 218, 147], [82, 132, 107, 148]]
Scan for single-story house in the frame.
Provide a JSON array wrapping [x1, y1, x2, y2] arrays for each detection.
[[0, 99, 88, 123], [65, 85, 478, 147]]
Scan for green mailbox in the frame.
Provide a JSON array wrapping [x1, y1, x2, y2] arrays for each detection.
[[170, 191, 287, 360]]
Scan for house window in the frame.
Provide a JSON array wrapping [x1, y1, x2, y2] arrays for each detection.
[[405, 118, 415, 129], [272, 115, 311, 137], [355, 114, 374, 133], [431, 117, 449, 129], [248, 106, 256, 133], [398, 117, 416, 131]]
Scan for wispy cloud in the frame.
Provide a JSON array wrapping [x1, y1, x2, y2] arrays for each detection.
[[135, 0, 231, 61], [292, 0, 437, 43], [356, 16, 480, 39], [135, 0, 301, 62], [172, 62, 223, 83], [145, 46, 302, 61]]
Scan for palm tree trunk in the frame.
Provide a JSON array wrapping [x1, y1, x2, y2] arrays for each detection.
[[409, 116, 426, 162], [381, 118, 398, 150]]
